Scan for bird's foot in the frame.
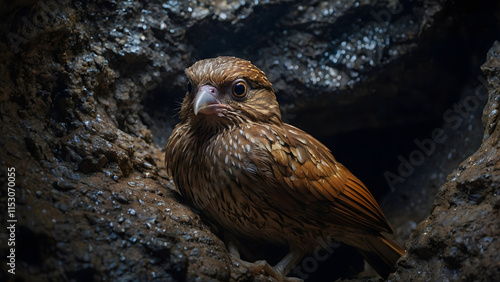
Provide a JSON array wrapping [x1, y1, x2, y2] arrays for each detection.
[[231, 255, 302, 282]]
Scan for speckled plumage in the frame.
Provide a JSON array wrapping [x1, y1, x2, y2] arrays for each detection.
[[165, 56, 405, 279]]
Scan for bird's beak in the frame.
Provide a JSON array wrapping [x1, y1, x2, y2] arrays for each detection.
[[193, 85, 225, 115]]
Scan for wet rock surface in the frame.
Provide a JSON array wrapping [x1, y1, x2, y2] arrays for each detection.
[[0, 0, 499, 281], [390, 41, 500, 282]]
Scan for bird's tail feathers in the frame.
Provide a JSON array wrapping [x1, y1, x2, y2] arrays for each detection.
[[357, 234, 406, 278]]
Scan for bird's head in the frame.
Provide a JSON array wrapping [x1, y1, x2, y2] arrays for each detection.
[[180, 56, 282, 130]]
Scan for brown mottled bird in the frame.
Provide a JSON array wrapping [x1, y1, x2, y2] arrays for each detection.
[[165, 56, 405, 280]]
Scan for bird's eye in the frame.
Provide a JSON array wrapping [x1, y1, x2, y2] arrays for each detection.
[[187, 81, 192, 93], [232, 81, 247, 99]]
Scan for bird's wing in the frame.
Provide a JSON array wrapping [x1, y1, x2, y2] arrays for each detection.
[[260, 123, 392, 234]]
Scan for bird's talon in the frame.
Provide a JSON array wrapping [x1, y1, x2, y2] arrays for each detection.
[[231, 255, 302, 282]]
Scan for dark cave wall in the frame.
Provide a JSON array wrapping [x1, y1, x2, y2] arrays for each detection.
[[0, 0, 499, 281], [391, 41, 500, 281]]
